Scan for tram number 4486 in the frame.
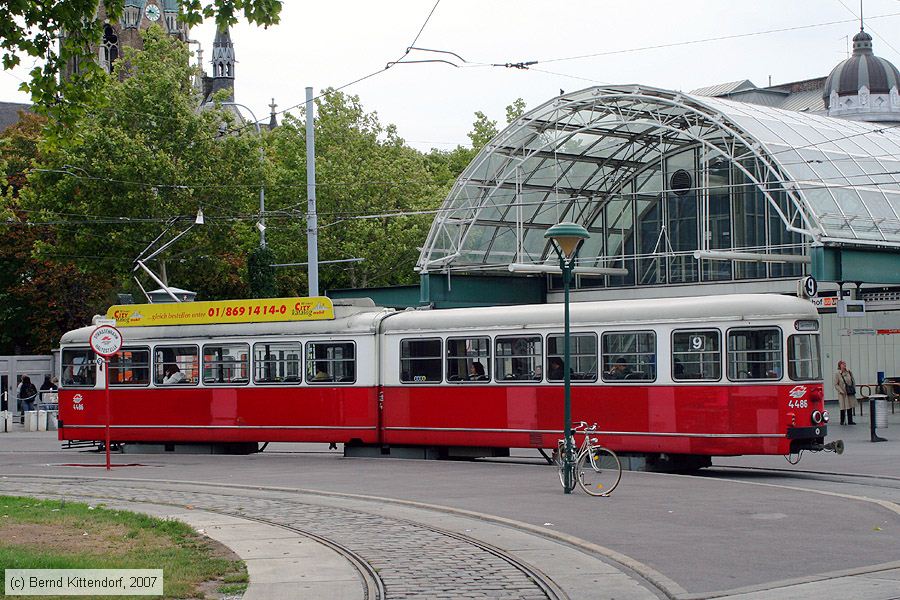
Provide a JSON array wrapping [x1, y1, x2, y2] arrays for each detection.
[[788, 398, 809, 408]]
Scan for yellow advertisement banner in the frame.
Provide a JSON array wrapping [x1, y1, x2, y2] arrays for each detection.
[[106, 297, 335, 327]]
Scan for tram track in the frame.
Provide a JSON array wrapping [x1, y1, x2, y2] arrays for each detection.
[[0, 475, 575, 600]]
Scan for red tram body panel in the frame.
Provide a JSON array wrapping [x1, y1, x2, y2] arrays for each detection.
[[379, 383, 824, 455], [59, 386, 379, 444], [57, 294, 831, 461]]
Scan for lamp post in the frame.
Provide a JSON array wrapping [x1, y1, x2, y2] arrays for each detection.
[[545, 222, 590, 494]]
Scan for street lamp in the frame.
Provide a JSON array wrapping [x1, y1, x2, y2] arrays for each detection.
[[545, 221, 590, 494]]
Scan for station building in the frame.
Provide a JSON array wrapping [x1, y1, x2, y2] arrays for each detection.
[[411, 26, 900, 394]]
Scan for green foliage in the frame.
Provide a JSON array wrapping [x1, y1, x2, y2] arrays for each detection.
[[1, 112, 115, 354], [21, 27, 261, 303], [506, 98, 527, 123], [266, 90, 445, 293], [467, 111, 498, 148], [247, 245, 277, 298], [0, 1, 280, 126], [1, 21, 529, 351]]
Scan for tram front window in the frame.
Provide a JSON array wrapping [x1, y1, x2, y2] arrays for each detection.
[[61, 348, 96, 387], [788, 334, 821, 381], [727, 328, 782, 380], [154, 345, 199, 385]]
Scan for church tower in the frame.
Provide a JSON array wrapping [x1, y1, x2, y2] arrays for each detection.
[[65, 1, 189, 78], [206, 28, 236, 102]]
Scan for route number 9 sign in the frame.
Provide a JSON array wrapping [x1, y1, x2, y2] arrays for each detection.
[[690, 335, 705, 351], [90, 325, 123, 357]]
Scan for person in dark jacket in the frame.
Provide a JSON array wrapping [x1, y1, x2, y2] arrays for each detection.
[[17, 376, 38, 413]]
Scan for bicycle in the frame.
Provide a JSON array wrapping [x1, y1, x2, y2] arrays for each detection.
[[552, 421, 621, 496]]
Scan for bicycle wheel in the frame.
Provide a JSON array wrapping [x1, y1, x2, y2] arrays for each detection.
[[576, 446, 621, 496]]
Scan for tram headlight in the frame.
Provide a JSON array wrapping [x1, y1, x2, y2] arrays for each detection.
[[811, 410, 823, 424], [822, 410, 829, 423]]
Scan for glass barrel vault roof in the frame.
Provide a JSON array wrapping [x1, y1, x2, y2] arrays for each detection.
[[417, 85, 900, 273]]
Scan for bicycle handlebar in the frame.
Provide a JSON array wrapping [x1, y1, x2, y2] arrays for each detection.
[[571, 421, 599, 432]]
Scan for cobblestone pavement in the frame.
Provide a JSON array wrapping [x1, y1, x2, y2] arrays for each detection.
[[0, 477, 587, 600]]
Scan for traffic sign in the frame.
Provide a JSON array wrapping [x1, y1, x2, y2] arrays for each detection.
[[90, 325, 123, 357]]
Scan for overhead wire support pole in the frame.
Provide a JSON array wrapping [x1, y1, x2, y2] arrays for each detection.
[[221, 102, 266, 248], [306, 87, 320, 297]]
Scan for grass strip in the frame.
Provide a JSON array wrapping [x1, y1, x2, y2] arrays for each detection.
[[0, 495, 247, 599]]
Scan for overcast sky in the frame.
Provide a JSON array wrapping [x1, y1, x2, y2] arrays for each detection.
[[2, 1, 899, 151]]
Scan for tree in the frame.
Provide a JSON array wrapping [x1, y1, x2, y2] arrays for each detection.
[[266, 90, 444, 292], [247, 245, 277, 298], [0, 1, 282, 124], [424, 98, 528, 187], [467, 111, 498, 149], [1, 113, 115, 354], [19, 26, 265, 304]]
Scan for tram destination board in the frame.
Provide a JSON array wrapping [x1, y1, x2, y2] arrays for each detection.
[[106, 296, 335, 327]]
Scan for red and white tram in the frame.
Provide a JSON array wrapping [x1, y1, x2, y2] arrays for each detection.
[[57, 294, 833, 467]]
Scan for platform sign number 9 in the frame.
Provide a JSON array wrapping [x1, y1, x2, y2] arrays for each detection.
[[690, 335, 705, 351]]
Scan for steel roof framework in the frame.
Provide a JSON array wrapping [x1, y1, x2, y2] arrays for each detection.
[[416, 85, 900, 276]]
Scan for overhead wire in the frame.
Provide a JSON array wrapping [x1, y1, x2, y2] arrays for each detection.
[[8, 167, 900, 230], [536, 11, 900, 65]]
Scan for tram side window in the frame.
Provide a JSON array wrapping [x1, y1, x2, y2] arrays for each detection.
[[307, 341, 356, 383], [109, 347, 150, 386], [602, 332, 656, 381], [400, 338, 441, 383], [727, 328, 782, 380], [61, 349, 96, 387], [446, 337, 490, 382], [546, 334, 598, 382], [672, 330, 721, 381], [788, 334, 821, 381], [495, 336, 542, 381], [154, 345, 199, 385], [254, 342, 302, 384], [203, 343, 250, 385]]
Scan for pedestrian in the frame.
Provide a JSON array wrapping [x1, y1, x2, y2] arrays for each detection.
[[39, 375, 55, 406], [833, 360, 857, 425], [17, 375, 38, 413]]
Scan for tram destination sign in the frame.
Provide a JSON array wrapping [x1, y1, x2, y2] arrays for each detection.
[[106, 297, 335, 327]]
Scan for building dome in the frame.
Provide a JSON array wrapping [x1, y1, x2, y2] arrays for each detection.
[[823, 28, 900, 122]]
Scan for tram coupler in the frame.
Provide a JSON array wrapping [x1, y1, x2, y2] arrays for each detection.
[[810, 440, 844, 455]]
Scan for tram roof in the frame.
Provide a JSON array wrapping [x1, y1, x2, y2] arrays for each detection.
[[61, 304, 391, 344], [60, 294, 815, 344], [379, 294, 818, 333], [417, 84, 900, 274]]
